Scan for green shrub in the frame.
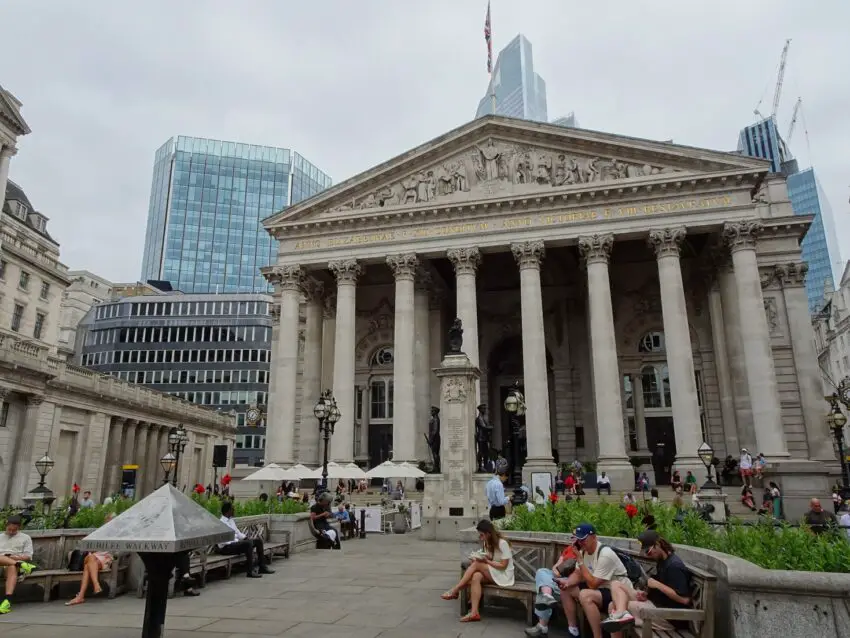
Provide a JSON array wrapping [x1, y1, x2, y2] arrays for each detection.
[[503, 500, 850, 574], [191, 494, 308, 517]]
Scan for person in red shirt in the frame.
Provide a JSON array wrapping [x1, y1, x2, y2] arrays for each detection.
[[548, 491, 558, 504], [565, 474, 577, 495]]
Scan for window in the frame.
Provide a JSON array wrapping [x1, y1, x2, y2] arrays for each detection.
[[39, 281, 50, 300], [18, 271, 30, 291], [627, 416, 638, 452], [0, 260, 6, 279], [0, 402, 9, 427], [575, 426, 585, 449], [11, 304, 24, 332], [33, 313, 45, 340], [370, 379, 394, 419], [370, 346, 394, 367], [638, 331, 665, 353]]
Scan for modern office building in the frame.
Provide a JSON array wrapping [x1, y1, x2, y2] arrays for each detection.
[[475, 34, 548, 122], [77, 292, 273, 466], [737, 118, 840, 312], [552, 113, 579, 129], [140, 136, 332, 295]]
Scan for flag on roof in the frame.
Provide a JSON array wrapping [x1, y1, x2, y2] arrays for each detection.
[[484, 1, 493, 74]]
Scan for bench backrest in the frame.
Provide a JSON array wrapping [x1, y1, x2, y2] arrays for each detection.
[[506, 539, 558, 584], [204, 517, 271, 555]]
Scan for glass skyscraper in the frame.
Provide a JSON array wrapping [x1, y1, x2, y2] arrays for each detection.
[[476, 34, 548, 122], [140, 136, 331, 294], [737, 118, 840, 312]]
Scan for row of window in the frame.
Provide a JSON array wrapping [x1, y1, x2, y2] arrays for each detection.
[[82, 347, 270, 366], [11, 303, 46, 339], [95, 299, 270, 321], [0, 260, 51, 300], [106, 368, 269, 386], [622, 367, 705, 410], [156, 387, 266, 406], [86, 324, 270, 347], [235, 434, 266, 450]]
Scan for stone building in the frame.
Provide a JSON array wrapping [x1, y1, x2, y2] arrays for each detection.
[[261, 116, 835, 511], [58, 270, 114, 354], [814, 261, 850, 391]]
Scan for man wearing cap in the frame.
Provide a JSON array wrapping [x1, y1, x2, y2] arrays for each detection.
[[739, 448, 753, 487], [602, 530, 691, 635], [486, 458, 511, 520]]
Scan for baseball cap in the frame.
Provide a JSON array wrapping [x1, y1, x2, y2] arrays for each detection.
[[574, 523, 596, 540], [637, 530, 659, 551]]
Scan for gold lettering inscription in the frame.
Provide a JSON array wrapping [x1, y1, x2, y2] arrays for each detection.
[[291, 194, 734, 250]]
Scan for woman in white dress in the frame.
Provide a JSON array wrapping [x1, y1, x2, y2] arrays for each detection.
[[440, 519, 515, 622]]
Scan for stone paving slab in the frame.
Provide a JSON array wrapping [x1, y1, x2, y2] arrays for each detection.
[[0, 532, 531, 637]]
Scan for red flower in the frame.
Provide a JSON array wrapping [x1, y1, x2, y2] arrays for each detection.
[[548, 492, 558, 503], [72, 483, 80, 494], [221, 474, 232, 486], [194, 484, 205, 494], [625, 504, 638, 518]]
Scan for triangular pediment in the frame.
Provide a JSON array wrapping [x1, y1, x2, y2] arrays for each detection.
[[265, 116, 768, 228], [0, 86, 31, 137]]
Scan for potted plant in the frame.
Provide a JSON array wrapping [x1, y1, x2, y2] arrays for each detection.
[[393, 503, 408, 534]]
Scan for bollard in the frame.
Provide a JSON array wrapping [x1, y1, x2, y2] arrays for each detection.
[[359, 508, 366, 538]]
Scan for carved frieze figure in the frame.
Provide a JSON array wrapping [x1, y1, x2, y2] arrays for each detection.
[[475, 404, 494, 473], [515, 152, 531, 184], [447, 318, 464, 354], [534, 151, 553, 185], [553, 154, 569, 186], [478, 139, 502, 182], [402, 175, 419, 204], [416, 171, 431, 203], [451, 161, 469, 192], [359, 193, 376, 209], [427, 406, 441, 473]]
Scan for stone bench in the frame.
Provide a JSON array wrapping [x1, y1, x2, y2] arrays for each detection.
[[22, 552, 131, 602], [458, 536, 716, 638]]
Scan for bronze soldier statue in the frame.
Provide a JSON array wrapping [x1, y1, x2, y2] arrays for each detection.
[[475, 404, 493, 472], [426, 406, 441, 472]]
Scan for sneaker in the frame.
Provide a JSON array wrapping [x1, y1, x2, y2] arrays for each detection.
[[258, 566, 275, 574], [18, 562, 36, 576], [524, 624, 548, 637], [600, 610, 636, 633], [0, 599, 10, 614], [534, 591, 558, 611]]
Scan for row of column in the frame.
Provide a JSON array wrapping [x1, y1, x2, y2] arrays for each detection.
[[0, 144, 16, 215]]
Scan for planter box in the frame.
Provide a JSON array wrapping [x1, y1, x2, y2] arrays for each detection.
[[270, 513, 340, 553]]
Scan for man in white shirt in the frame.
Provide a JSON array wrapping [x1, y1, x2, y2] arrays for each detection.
[[739, 448, 753, 487], [0, 515, 37, 615], [217, 502, 274, 578], [596, 472, 612, 496]]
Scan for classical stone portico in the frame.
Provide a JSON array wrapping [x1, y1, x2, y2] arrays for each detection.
[[261, 116, 837, 512]]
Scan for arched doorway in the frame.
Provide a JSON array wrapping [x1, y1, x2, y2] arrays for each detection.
[[487, 335, 554, 484], [366, 345, 395, 466]]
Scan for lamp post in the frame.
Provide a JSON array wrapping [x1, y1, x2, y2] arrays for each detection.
[[23, 454, 56, 516], [503, 382, 526, 485], [160, 452, 177, 486], [168, 424, 189, 487], [314, 389, 340, 491], [825, 391, 850, 501], [697, 441, 718, 490]]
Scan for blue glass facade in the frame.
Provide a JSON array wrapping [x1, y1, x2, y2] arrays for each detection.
[[737, 118, 789, 174], [787, 168, 839, 312], [140, 136, 331, 294], [476, 34, 548, 122]]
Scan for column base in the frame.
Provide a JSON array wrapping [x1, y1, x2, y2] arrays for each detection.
[[596, 457, 635, 493], [521, 457, 557, 494], [672, 455, 708, 487], [765, 459, 834, 521]]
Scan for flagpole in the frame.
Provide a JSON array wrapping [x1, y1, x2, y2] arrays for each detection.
[[485, 1, 496, 116]]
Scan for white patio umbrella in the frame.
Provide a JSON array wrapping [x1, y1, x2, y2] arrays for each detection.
[[308, 461, 365, 480], [287, 463, 317, 480], [395, 462, 426, 478], [241, 463, 293, 482], [342, 463, 368, 480], [365, 460, 400, 479]]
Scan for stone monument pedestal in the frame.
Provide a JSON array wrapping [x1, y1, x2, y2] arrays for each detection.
[[695, 486, 728, 524], [421, 352, 486, 541]]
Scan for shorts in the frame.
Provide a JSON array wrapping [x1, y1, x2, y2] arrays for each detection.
[[740, 468, 753, 477], [579, 583, 613, 614]]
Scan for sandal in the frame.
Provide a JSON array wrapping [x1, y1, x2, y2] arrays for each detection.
[[459, 612, 481, 622], [65, 596, 85, 606], [441, 590, 458, 600]]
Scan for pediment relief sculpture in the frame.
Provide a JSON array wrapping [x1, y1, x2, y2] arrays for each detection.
[[329, 138, 686, 214]]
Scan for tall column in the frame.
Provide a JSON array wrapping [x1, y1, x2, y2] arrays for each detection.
[[707, 280, 739, 455], [120, 419, 138, 495], [723, 221, 788, 458], [264, 305, 281, 447], [648, 228, 704, 472], [387, 253, 418, 462], [414, 266, 432, 463], [9, 395, 45, 505], [266, 265, 304, 465], [299, 279, 324, 466], [428, 293, 443, 408], [778, 261, 835, 460], [632, 372, 649, 452], [578, 234, 632, 487], [447, 248, 481, 397], [360, 386, 371, 460], [134, 423, 149, 496], [321, 294, 337, 391], [0, 146, 16, 214], [329, 259, 361, 463], [141, 422, 160, 496], [102, 417, 124, 497], [511, 241, 555, 477]]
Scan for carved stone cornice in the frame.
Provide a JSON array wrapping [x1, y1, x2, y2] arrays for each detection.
[[578, 233, 614, 265], [723, 221, 763, 253], [446, 247, 481, 276], [386, 253, 419, 281], [329, 259, 361, 285], [647, 227, 687, 259], [775, 261, 808, 288], [414, 266, 432, 293], [0, 387, 9, 401], [0, 145, 17, 159], [322, 293, 337, 320], [511, 240, 546, 270], [301, 277, 324, 303]]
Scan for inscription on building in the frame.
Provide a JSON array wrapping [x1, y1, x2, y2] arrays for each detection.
[[292, 194, 733, 251]]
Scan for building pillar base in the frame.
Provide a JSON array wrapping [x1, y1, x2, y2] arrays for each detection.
[[596, 457, 635, 493], [765, 459, 834, 521], [521, 457, 557, 495]]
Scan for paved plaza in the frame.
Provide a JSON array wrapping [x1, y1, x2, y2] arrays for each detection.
[[0, 533, 531, 638]]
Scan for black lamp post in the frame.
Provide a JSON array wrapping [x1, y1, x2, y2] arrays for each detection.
[[160, 452, 177, 486], [503, 382, 526, 485], [826, 392, 850, 501], [314, 389, 340, 491], [168, 425, 189, 487], [697, 441, 718, 490], [27, 454, 56, 515]]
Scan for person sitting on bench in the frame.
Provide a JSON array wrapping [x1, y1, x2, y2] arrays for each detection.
[[310, 492, 339, 546], [333, 503, 352, 538], [217, 502, 274, 578], [0, 516, 37, 615]]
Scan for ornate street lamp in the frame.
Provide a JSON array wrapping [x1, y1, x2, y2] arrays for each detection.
[[23, 454, 56, 515], [503, 382, 527, 485], [697, 441, 717, 490], [168, 424, 189, 487], [160, 452, 177, 486], [825, 393, 850, 501], [315, 389, 340, 491]]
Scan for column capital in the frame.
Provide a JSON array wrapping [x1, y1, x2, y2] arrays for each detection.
[[267, 265, 304, 292], [414, 266, 432, 293], [723, 221, 763, 253], [775, 261, 808, 288], [322, 293, 337, 319], [26, 394, 44, 407], [0, 145, 17, 159], [0, 387, 10, 401], [329, 259, 361, 284], [301, 277, 324, 302], [648, 227, 687, 259], [446, 247, 481, 275], [386, 253, 419, 281], [511, 240, 545, 269], [578, 233, 614, 265]]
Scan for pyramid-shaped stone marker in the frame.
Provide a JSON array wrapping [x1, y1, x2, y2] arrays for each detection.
[[78, 483, 234, 553]]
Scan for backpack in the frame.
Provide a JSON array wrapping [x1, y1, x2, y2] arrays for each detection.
[[600, 545, 647, 588]]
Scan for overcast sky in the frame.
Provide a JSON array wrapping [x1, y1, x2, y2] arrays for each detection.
[[2, 1, 847, 282]]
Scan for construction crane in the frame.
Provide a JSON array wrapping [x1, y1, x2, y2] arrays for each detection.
[[753, 39, 792, 121], [787, 97, 802, 141]]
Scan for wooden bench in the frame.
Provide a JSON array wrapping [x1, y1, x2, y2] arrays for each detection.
[[308, 517, 340, 549], [23, 552, 131, 602], [136, 518, 290, 597], [458, 539, 716, 638]]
